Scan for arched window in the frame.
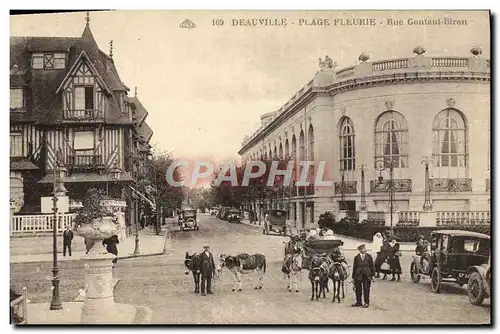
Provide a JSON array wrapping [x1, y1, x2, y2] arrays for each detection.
[[433, 108, 467, 167], [339, 117, 355, 170], [279, 143, 283, 159], [308, 125, 314, 161], [273, 146, 277, 159], [375, 110, 409, 168], [291, 135, 297, 180], [299, 130, 305, 160], [285, 139, 289, 158]]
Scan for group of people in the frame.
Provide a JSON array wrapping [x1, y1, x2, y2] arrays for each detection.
[[306, 226, 336, 240], [372, 231, 402, 281]]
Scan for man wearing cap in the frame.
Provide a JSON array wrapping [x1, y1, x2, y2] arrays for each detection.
[[351, 244, 375, 308], [199, 244, 216, 296]]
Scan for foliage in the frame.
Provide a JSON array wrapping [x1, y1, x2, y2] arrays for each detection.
[[331, 218, 491, 242], [317, 212, 336, 229], [137, 150, 185, 211], [73, 188, 108, 228]]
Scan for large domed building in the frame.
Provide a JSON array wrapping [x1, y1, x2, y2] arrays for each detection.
[[238, 46, 490, 230]]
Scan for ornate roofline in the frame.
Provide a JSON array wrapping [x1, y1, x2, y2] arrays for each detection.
[[239, 53, 490, 155]]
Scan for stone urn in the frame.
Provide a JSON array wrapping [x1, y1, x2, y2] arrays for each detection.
[[74, 215, 122, 324]]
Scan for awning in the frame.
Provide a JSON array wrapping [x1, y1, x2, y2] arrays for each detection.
[[10, 158, 38, 171], [38, 172, 135, 184], [129, 185, 156, 211]]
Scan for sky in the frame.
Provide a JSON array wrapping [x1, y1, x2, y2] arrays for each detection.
[[10, 10, 490, 164]]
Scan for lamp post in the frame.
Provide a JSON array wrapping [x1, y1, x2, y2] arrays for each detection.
[[421, 156, 433, 211], [375, 158, 398, 230], [50, 151, 67, 311], [357, 164, 368, 211]]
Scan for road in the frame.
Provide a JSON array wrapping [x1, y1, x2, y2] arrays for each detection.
[[11, 214, 490, 324]]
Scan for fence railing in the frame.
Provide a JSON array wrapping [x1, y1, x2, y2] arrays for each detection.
[[397, 211, 420, 227], [10, 213, 75, 235], [436, 211, 491, 227], [67, 155, 103, 169], [63, 109, 104, 121], [10, 287, 28, 324]]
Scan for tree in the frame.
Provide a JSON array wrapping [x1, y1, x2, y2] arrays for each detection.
[[137, 150, 185, 234]]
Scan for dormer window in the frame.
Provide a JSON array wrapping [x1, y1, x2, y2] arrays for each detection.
[[10, 88, 24, 110], [74, 86, 94, 110], [32, 52, 66, 69]]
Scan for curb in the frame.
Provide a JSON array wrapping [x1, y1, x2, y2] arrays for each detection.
[[10, 251, 165, 265], [134, 306, 154, 324]]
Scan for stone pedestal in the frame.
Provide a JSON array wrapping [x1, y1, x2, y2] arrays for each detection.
[[419, 211, 437, 227], [81, 246, 118, 324]]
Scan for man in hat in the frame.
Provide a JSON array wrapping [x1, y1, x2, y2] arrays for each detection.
[[199, 244, 216, 296], [351, 244, 375, 308]]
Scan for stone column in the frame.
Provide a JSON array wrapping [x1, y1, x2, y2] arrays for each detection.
[[81, 245, 118, 324]]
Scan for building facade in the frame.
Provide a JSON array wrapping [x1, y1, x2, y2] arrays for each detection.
[[238, 47, 490, 230], [10, 16, 153, 233]]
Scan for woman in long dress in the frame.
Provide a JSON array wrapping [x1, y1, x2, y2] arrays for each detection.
[[372, 232, 384, 278], [388, 238, 402, 281], [376, 239, 392, 279]]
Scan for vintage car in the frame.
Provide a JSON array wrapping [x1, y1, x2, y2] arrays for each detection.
[[217, 207, 230, 220], [467, 255, 491, 306], [178, 208, 199, 231], [227, 209, 242, 223], [263, 209, 288, 235], [410, 230, 490, 293]]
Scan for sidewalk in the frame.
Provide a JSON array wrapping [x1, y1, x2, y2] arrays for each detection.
[[10, 228, 167, 264], [239, 218, 414, 251]]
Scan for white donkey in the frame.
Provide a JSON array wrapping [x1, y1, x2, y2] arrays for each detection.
[[282, 253, 303, 292], [218, 253, 266, 291]]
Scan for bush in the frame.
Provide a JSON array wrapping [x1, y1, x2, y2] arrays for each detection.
[[331, 218, 491, 242], [318, 212, 336, 229], [73, 188, 109, 228]]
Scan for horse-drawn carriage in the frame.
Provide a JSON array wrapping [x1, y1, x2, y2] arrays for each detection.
[[285, 237, 344, 268]]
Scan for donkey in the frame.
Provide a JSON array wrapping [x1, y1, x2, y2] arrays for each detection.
[[184, 252, 201, 293], [282, 253, 303, 292], [219, 253, 266, 291], [308, 255, 330, 301], [328, 261, 348, 303]]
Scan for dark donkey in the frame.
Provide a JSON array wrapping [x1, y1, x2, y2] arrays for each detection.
[[308, 255, 330, 301], [184, 252, 201, 293]]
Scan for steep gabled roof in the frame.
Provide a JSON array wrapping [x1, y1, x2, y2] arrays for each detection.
[[126, 96, 148, 123], [55, 50, 111, 94], [10, 23, 134, 125], [137, 122, 153, 142]]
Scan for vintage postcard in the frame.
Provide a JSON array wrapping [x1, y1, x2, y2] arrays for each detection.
[[9, 10, 490, 325]]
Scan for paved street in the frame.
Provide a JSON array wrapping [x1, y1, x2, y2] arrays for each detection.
[[11, 214, 490, 324]]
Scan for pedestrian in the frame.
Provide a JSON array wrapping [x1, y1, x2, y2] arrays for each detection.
[[103, 235, 119, 268], [62, 225, 74, 257], [351, 244, 375, 308], [199, 244, 216, 296], [388, 238, 402, 281], [372, 232, 384, 278]]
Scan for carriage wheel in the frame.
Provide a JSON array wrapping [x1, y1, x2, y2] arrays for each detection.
[[430, 267, 442, 293], [468, 272, 486, 306], [410, 262, 420, 283]]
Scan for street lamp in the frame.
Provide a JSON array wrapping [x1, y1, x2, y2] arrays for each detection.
[[50, 150, 67, 311], [339, 169, 347, 211], [421, 156, 433, 211], [375, 158, 398, 230], [357, 164, 368, 212]]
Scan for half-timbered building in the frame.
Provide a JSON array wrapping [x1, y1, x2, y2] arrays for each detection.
[[10, 17, 153, 233]]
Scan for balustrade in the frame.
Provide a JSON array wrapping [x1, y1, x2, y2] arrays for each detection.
[[397, 211, 420, 227], [63, 109, 104, 121], [67, 155, 103, 169], [10, 213, 75, 235], [436, 211, 490, 227]]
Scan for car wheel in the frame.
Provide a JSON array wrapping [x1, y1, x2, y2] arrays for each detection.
[[410, 262, 420, 283], [468, 272, 486, 306], [430, 267, 442, 293]]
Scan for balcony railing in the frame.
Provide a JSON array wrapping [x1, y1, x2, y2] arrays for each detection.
[[397, 211, 420, 227], [63, 109, 104, 122], [436, 211, 491, 227], [67, 155, 104, 170], [11, 213, 75, 236]]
